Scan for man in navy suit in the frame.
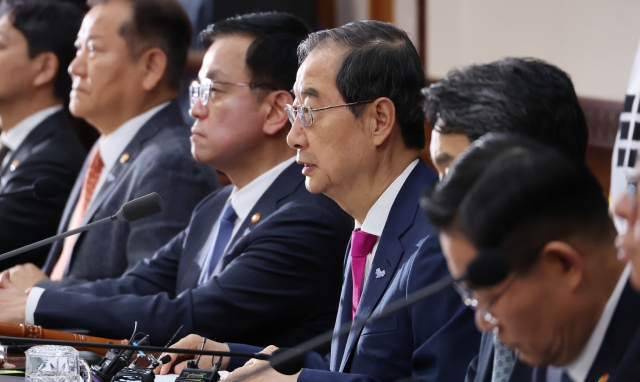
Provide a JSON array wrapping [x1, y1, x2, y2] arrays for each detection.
[[0, 1, 86, 269], [421, 58, 591, 382], [423, 133, 640, 382], [161, 20, 480, 382], [0, 12, 352, 349], [2, 0, 218, 290]]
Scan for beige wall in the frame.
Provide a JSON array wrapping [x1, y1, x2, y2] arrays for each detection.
[[425, 0, 640, 101]]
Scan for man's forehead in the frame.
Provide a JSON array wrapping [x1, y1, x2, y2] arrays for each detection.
[[294, 46, 343, 99], [80, 3, 129, 39], [199, 36, 252, 81]]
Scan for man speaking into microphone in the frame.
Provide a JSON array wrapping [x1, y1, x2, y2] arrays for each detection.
[[0, 11, 352, 350], [162, 20, 480, 382]]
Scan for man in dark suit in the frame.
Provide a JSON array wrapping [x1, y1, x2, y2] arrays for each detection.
[[161, 20, 480, 382], [423, 133, 640, 382], [3, 0, 218, 290], [0, 1, 86, 269], [421, 58, 592, 382], [0, 12, 352, 349]]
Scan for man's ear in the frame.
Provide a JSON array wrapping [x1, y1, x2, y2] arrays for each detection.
[[538, 241, 585, 291], [139, 47, 168, 92], [32, 52, 58, 88], [368, 97, 396, 147], [263, 90, 293, 136]]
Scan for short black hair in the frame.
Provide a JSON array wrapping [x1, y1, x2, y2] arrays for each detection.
[[422, 57, 588, 162], [201, 12, 311, 95], [88, 0, 192, 92], [422, 133, 614, 274], [298, 20, 426, 150], [0, 0, 82, 103]]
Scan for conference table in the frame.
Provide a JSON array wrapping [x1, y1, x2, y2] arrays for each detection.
[[0, 377, 20, 381]]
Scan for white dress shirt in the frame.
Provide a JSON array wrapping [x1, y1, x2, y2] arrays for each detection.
[[355, 159, 418, 286], [0, 105, 63, 169], [563, 264, 631, 382], [25, 102, 170, 324], [198, 157, 296, 283]]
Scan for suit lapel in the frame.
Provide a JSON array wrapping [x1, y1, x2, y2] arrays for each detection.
[[339, 161, 435, 371], [585, 280, 640, 381], [80, 102, 182, 226], [211, 162, 303, 275], [0, 111, 62, 184]]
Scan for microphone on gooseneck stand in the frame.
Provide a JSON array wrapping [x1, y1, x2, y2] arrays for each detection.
[[264, 252, 511, 376], [0, 254, 510, 380], [0, 177, 67, 199], [0, 192, 163, 262]]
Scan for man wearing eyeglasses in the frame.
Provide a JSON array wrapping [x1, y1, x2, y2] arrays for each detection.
[[424, 133, 639, 382], [160, 20, 480, 382], [0, 12, 352, 348]]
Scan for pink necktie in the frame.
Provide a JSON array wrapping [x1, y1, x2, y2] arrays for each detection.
[[350, 229, 378, 319]]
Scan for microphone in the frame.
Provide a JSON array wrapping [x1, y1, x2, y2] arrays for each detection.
[[0, 254, 508, 378], [0, 177, 66, 199], [266, 253, 510, 376], [0, 192, 163, 262]]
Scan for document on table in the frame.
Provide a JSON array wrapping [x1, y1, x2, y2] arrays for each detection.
[[155, 371, 229, 382]]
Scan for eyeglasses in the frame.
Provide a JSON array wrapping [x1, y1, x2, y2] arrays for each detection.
[[189, 78, 275, 107], [454, 275, 517, 325], [285, 100, 373, 127]]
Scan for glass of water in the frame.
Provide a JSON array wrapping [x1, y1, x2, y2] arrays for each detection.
[[25, 345, 91, 382]]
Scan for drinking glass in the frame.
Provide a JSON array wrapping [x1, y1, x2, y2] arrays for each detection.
[[25, 345, 91, 382]]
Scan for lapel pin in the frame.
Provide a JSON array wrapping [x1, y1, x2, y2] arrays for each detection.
[[598, 374, 609, 382], [119, 152, 130, 164], [9, 160, 19, 171], [251, 213, 260, 223], [375, 268, 385, 278], [243, 228, 251, 236]]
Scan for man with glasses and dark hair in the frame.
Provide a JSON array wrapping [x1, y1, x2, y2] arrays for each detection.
[[160, 20, 479, 382], [0, 11, 352, 349], [423, 133, 640, 382], [0, 0, 87, 269]]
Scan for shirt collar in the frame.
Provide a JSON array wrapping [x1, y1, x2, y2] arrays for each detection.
[[0, 105, 63, 151], [565, 264, 631, 382], [97, 102, 169, 170], [229, 157, 296, 222], [355, 159, 419, 236]]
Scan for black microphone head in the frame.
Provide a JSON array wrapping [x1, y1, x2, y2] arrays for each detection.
[[158, 354, 171, 365], [269, 348, 305, 376], [32, 177, 66, 199], [465, 250, 510, 287], [115, 193, 163, 222]]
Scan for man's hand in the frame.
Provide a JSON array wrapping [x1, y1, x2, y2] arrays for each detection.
[[7, 263, 48, 292], [222, 346, 300, 382], [0, 271, 28, 323], [155, 334, 231, 375]]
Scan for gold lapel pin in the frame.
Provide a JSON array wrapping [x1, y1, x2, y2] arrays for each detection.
[[119, 152, 130, 164], [9, 160, 19, 171], [598, 374, 609, 382], [251, 213, 260, 223]]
